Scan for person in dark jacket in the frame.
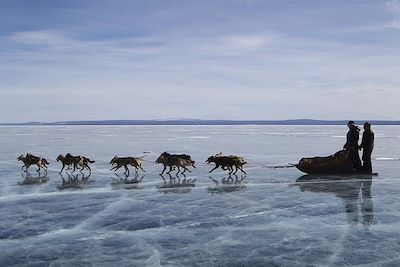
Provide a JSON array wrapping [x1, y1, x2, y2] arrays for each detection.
[[360, 122, 374, 173], [343, 121, 361, 171]]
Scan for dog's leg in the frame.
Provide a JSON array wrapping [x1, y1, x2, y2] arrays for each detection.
[[183, 166, 191, 174], [209, 165, 219, 173], [39, 164, 45, 172], [123, 165, 129, 175], [139, 165, 145, 172], [59, 163, 66, 174], [130, 163, 137, 174], [160, 165, 166, 174], [167, 166, 173, 174], [24, 164, 30, 172], [228, 166, 233, 175], [86, 164, 91, 173], [233, 165, 239, 174], [239, 166, 246, 174]]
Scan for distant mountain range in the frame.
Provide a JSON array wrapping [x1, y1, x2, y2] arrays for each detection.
[[1, 119, 400, 125]]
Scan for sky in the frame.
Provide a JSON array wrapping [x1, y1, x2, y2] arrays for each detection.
[[0, 0, 400, 122]]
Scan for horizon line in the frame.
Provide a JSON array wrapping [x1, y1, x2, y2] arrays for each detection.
[[1, 119, 400, 126]]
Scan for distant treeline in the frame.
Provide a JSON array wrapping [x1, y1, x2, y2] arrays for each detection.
[[1, 119, 400, 126]]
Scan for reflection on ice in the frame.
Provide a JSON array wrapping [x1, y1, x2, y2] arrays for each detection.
[[159, 172, 189, 180], [18, 171, 49, 186], [57, 173, 94, 191], [156, 177, 196, 194], [207, 175, 247, 194], [295, 175, 374, 225], [111, 173, 144, 190]]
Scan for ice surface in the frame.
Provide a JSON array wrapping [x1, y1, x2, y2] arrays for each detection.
[[1, 125, 400, 266]]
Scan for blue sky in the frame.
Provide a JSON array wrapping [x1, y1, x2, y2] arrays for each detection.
[[1, 0, 400, 122]]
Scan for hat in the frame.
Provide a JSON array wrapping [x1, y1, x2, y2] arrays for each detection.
[[347, 120, 355, 125], [364, 122, 371, 126]]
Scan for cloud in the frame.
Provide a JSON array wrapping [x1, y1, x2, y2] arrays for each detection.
[[8, 31, 71, 47], [197, 34, 275, 56], [2, 30, 166, 67], [386, 0, 400, 28], [388, 20, 400, 29], [6, 30, 164, 52], [386, 0, 400, 13], [218, 34, 273, 50]]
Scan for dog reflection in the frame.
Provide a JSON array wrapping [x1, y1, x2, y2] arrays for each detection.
[[18, 171, 49, 185], [111, 173, 144, 190], [296, 175, 374, 226], [207, 175, 247, 194], [57, 172, 93, 190], [159, 172, 189, 180], [157, 176, 196, 194]]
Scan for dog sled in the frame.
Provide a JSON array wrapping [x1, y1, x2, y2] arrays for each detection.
[[295, 149, 376, 175]]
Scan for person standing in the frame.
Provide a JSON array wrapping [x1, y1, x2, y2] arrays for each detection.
[[344, 120, 361, 171], [360, 122, 374, 173]]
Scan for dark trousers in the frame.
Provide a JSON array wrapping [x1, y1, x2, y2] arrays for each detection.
[[348, 147, 362, 171], [362, 151, 372, 173]]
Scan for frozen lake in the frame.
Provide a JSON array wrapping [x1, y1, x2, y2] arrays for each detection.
[[1, 125, 400, 266]]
